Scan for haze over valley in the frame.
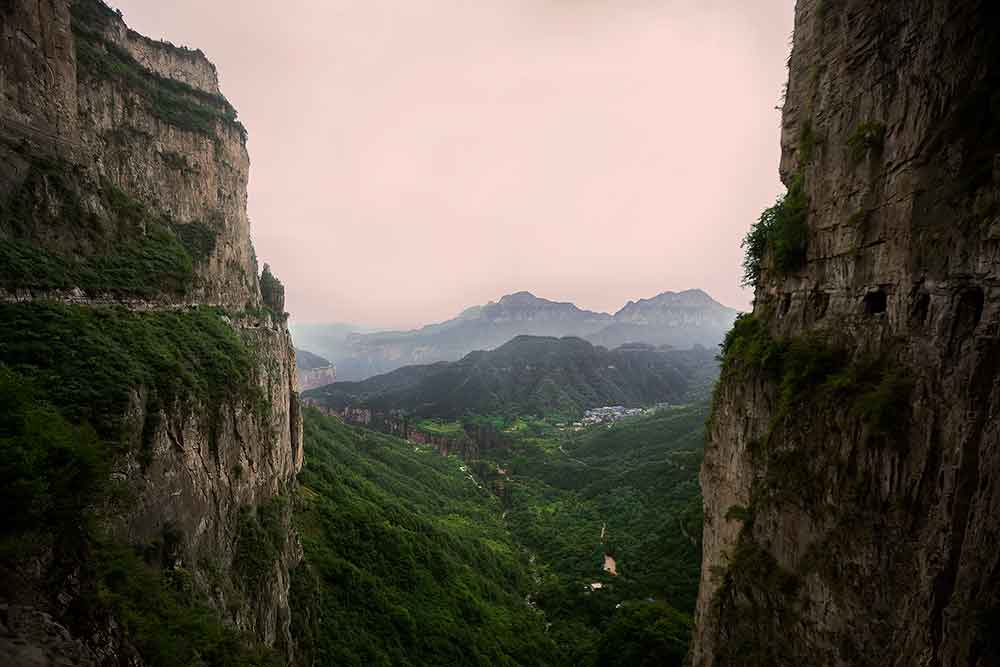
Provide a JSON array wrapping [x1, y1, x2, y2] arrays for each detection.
[[2, 1, 998, 666]]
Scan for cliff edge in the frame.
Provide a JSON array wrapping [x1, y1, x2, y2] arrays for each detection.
[[1, 1, 303, 663], [693, 1, 1000, 665]]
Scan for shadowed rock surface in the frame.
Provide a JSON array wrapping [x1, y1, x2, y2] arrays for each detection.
[[0, 0, 302, 662], [693, 1, 1000, 665]]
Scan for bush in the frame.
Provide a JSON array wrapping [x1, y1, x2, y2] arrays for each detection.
[[742, 177, 809, 288], [847, 121, 886, 163], [0, 366, 110, 536], [594, 601, 690, 667]]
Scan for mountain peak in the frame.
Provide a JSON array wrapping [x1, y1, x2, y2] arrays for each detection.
[[497, 291, 541, 305]]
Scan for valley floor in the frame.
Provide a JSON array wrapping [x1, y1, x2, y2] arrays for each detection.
[[291, 404, 707, 665]]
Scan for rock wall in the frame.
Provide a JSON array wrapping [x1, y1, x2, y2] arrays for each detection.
[[2, 0, 258, 307], [298, 364, 337, 391], [0, 0, 303, 662], [693, 1, 1000, 665]]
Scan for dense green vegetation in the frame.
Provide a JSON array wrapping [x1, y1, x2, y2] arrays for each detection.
[[0, 364, 278, 666], [72, 0, 247, 141], [0, 303, 262, 449], [292, 405, 705, 666], [0, 155, 217, 297], [741, 176, 809, 287], [305, 334, 716, 420], [478, 406, 706, 664], [291, 410, 554, 665]]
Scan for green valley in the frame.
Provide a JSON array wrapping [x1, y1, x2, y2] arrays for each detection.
[[290, 402, 707, 666]]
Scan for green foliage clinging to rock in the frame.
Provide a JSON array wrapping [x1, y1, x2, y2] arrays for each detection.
[[741, 177, 809, 288], [71, 1, 247, 141], [0, 155, 217, 297]]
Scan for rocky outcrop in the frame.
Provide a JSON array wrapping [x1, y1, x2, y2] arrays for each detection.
[[0, 0, 303, 663], [693, 1, 1000, 665], [2, 0, 258, 308], [298, 365, 337, 391]]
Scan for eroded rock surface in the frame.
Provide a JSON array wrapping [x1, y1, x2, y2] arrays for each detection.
[[0, 1, 303, 663], [693, 1, 1000, 665]]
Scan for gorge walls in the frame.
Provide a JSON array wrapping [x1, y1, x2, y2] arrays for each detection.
[[693, 1, 1000, 665], [0, 0, 303, 661]]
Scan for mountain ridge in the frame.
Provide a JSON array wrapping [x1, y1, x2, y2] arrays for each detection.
[[301, 289, 737, 381], [304, 334, 718, 419]]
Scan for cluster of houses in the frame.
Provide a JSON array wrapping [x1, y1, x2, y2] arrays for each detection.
[[560, 404, 669, 430]]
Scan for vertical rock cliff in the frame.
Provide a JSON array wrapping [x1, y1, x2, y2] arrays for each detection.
[[693, 1, 1000, 665], [1, 0, 303, 662]]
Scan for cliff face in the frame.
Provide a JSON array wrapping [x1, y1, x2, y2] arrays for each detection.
[[0, 0, 303, 662], [693, 1, 1000, 665]]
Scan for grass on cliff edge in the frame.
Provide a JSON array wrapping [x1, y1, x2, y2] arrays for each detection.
[[71, 0, 247, 141], [0, 301, 282, 664], [718, 313, 912, 444], [0, 302, 262, 453]]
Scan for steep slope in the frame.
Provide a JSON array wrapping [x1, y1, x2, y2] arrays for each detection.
[[295, 349, 331, 370], [323, 290, 735, 381], [0, 1, 302, 663], [305, 335, 717, 419], [693, 1, 1000, 665], [290, 409, 554, 665]]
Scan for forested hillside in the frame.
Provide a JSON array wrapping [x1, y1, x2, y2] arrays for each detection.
[[290, 410, 554, 665], [305, 335, 717, 419], [289, 403, 707, 666]]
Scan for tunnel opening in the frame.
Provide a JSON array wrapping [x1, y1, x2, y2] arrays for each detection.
[[864, 290, 888, 315]]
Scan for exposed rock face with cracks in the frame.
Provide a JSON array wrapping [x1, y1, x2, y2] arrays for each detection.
[[0, 0, 303, 662], [693, 1, 1000, 665]]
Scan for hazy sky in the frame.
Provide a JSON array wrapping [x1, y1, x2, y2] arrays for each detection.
[[111, 0, 795, 329]]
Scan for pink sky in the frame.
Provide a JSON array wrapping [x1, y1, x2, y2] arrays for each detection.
[[110, 0, 795, 328]]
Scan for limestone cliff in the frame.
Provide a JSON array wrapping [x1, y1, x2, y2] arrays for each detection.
[[0, 0, 303, 663], [693, 0, 1000, 665]]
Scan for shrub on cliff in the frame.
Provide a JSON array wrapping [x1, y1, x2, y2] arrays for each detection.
[[742, 176, 809, 288]]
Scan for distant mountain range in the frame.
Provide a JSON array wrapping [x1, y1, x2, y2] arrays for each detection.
[[293, 289, 737, 381], [302, 335, 718, 419]]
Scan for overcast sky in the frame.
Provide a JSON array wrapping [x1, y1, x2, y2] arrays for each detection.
[[111, 0, 795, 329]]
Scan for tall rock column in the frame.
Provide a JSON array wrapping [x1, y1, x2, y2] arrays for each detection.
[[693, 1, 1000, 665]]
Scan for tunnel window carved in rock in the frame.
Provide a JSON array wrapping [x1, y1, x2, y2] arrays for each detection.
[[911, 290, 930, 326], [864, 289, 888, 316]]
